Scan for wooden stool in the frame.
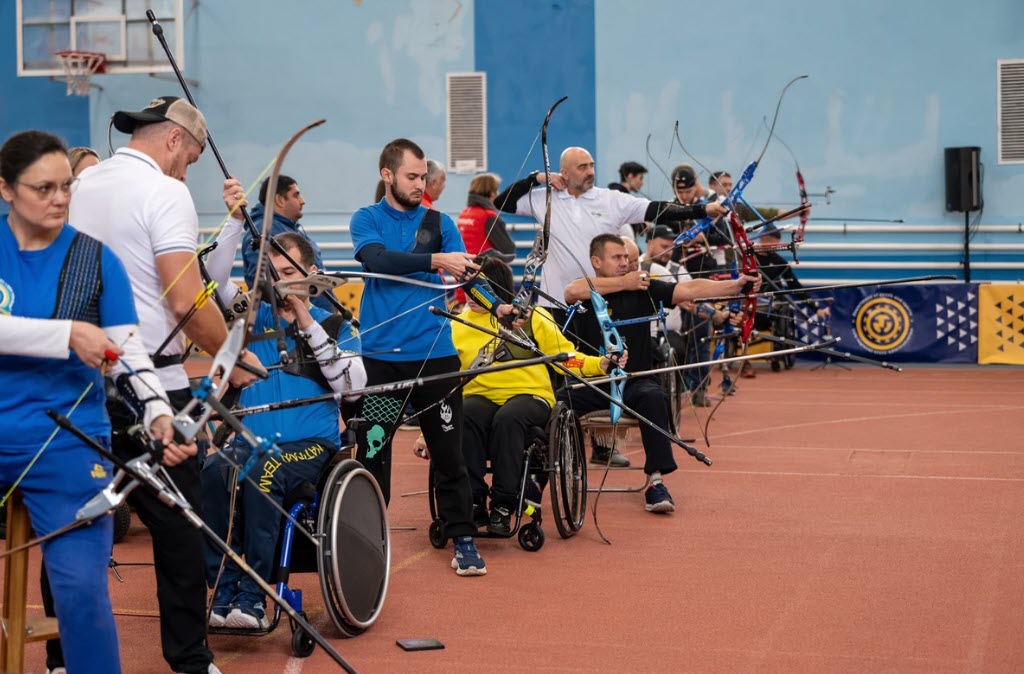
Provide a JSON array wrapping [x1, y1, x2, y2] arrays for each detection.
[[1, 490, 59, 673], [578, 412, 650, 493]]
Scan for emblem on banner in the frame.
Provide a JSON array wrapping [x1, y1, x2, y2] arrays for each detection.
[[853, 293, 913, 353]]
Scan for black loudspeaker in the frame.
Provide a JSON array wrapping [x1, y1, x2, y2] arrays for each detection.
[[944, 146, 982, 212]]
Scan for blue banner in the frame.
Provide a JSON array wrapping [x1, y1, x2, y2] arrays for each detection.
[[803, 283, 979, 363]]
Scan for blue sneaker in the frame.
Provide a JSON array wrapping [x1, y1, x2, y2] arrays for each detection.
[[224, 591, 269, 629], [450, 536, 486, 576], [645, 482, 675, 513], [208, 582, 237, 628]]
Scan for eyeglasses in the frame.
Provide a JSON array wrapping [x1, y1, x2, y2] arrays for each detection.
[[16, 178, 76, 200]]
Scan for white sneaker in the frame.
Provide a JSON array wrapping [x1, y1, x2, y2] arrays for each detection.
[[224, 604, 269, 630]]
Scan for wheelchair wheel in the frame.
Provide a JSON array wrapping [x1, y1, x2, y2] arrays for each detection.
[[428, 518, 447, 549], [518, 523, 544, 552], [290, 613, 315, 657], [548, 403, 587, 539], [112, 501, 131, 543], [316, 459, 389, 638]]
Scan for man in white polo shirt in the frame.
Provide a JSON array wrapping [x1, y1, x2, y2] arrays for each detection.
[[494, 146, 728, 327], [70, 96, 260, 674]]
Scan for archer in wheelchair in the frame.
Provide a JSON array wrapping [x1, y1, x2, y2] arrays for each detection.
[[198, 229, 387, 650], [420, 256, 610, 548]]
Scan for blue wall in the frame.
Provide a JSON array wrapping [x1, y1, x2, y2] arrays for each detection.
[[0, 0, 90, 214], [4, 0, 1020, 279], [594, 0, 1024, 222], [0, 0, 89, 146], [476, 0, 596, 184], [84, 0, 477, 222]]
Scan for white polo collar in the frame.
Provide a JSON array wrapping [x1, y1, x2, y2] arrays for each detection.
[[114, 147, 161, 172], [556, 187, 599, 201]]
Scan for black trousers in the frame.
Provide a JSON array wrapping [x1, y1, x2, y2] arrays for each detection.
[[462, 394, 550, 510], [356, 356, 475, 539], [557, 376, 677, 476], [112, 387, 214, 674]]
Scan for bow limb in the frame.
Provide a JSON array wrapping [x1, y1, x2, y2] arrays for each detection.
[[764, 124, 810, 245], [172, 121, 342, 551], [145, 14, 356, 321], [243, 119, 326, 342], [514, 96, 568, 311], [700, 214, 760, 445], [171, 120, 325, 444]]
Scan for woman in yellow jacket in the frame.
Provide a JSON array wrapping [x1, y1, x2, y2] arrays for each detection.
[[450, 256, 622, 535]]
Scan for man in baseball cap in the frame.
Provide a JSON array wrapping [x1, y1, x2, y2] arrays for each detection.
[[671, 165, 697, 190], [113, 96, 208, 151], [73, 93, 249, 674]]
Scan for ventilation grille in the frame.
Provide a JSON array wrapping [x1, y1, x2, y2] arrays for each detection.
[[999, 60, 1024, 164], [447, 72, 487, 174]]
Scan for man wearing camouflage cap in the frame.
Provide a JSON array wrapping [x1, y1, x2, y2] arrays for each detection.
[[70, 96, 262, 674]]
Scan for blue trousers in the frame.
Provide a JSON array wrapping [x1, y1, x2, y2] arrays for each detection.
[[0, 439, 120, 674], [202, 439, 333, 596]]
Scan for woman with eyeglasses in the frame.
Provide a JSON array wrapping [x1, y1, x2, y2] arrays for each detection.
[[0, 130, 191, 674]]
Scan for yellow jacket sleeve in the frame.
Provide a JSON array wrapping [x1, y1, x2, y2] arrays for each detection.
[[531, 307, 605, 378]]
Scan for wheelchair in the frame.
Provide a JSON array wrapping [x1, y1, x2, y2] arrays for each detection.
[[426, 402, 587, 551], [208, 448, 390, 657]]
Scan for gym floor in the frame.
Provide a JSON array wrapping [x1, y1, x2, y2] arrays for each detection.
[[6, 364, 1023, 673]]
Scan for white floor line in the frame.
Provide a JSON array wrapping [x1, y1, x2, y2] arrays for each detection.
[[689, 469, 1024, 483], [708, 405, 1023, 440]]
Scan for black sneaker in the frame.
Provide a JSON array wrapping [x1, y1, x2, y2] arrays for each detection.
[[487, 506, 511, 535], [644, 482, 675, 513], [590, 445, 630, 467]]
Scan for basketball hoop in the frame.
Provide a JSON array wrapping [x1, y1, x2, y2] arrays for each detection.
[[54, 50, 107, 97]]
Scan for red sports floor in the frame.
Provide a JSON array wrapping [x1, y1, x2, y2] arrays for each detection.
[[5, 364, 1024, 673]]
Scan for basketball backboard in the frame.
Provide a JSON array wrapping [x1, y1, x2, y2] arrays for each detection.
[[17, 0, 184, 77]]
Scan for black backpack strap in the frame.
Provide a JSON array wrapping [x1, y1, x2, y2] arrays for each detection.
[[410, 209, 443, 254]]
